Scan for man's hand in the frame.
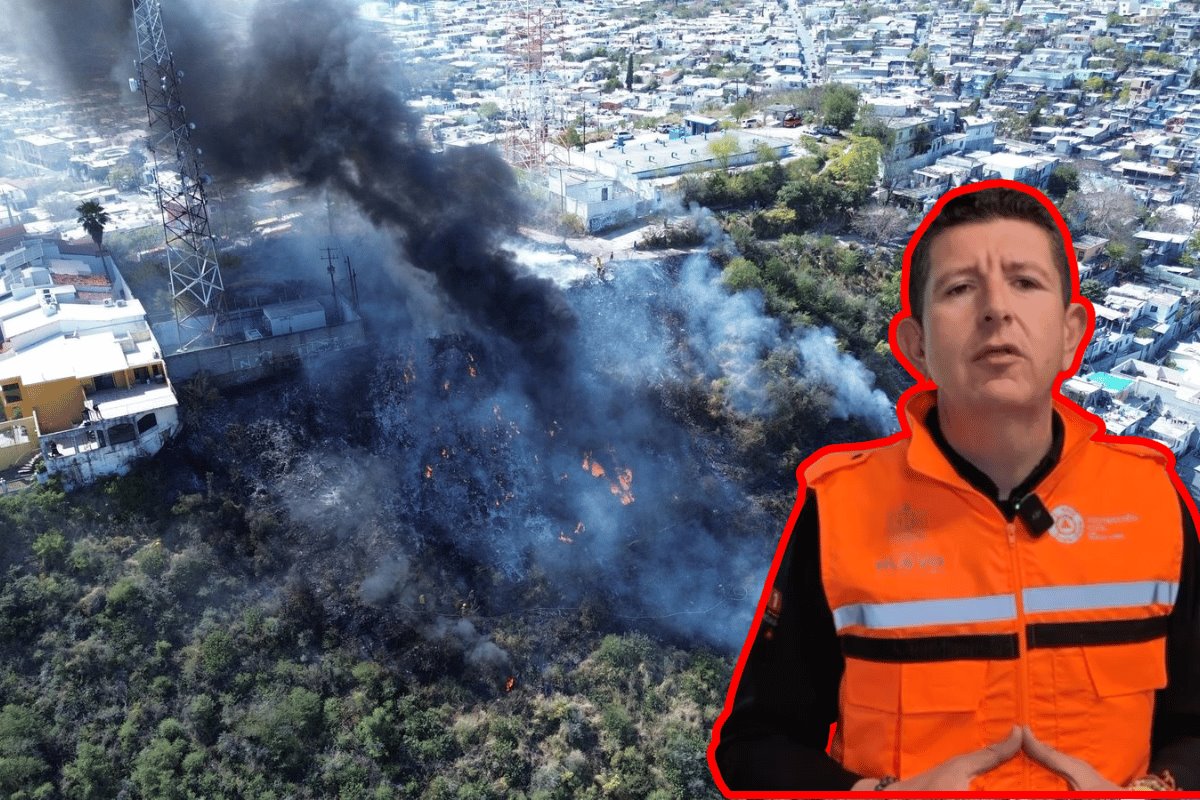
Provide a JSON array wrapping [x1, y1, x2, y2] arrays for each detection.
[[1020, 725, 1123, 790], [849, 726, 1023, 791]]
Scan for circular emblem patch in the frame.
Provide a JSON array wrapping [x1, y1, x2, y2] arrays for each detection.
[[1049, 505, 1084, 544]]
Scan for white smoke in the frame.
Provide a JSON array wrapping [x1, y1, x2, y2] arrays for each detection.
[[796, 327, 898, 434]]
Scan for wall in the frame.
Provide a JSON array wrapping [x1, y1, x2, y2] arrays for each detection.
[[165, 319, 368, 388], [42, 406, 180, 490], [24, 376, 85, 433]]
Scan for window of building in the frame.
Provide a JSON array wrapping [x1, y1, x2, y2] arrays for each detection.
[[2, 383, 20, 404], [134, 367, 151, 382], [108, 423, 136, 445], [136, 414, 158, 434]]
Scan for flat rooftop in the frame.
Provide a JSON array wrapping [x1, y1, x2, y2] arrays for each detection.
[[0, 326, 159, 385], [91, 383, 177, 420]]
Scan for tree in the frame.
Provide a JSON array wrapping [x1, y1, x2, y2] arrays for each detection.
[[853, 112, 894, 147], [560, 125, 584, 150], [824, 136, 882, 196], [707, 134, 740, 172], [820, 83, 860, 130], [1062, 189, 1139, 239], [730, 98, 753, 122], [755, 142, 780, 163], [625, 52, 634, 91], [476, 101, 501, 121], [0, 705, 51, 797], [1180, 231, 1200, 268], [851, 204, 910, 245], [1105, 240, 1144, 278], [909, 45, 929, 71], [777, 176, 853, 228], [995, 108, 1032, 140], [32, 530, 66, 571], [1046, 164, 1080, 200], [76, 200, 110, 254], [722, 257, 763, 291], [1079, 278, 1107, 304]]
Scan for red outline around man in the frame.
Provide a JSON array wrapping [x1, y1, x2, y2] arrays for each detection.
[[708, 179, 1200, 795]]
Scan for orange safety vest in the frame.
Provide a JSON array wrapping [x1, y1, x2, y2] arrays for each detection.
[[805, 390, 1183, 791]]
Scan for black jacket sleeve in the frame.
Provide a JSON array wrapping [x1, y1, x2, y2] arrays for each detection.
[[713, 489, 863, 791], [1148, 490, 1200, 790]]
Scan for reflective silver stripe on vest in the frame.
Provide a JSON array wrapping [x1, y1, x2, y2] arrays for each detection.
[[833, 582, 1179, 632], [1022, 581, 1179, 613], [832, 594, 1017, 631]]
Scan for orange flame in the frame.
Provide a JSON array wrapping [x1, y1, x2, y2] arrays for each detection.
[[612, 468, 635, 505], [504, 675, 516, 692], [583, 452, 606, 478], [440, 447, 450, 459], [582, 451, 635, 505], [559, 521, 586, 544], [424, 465, 433, 479]]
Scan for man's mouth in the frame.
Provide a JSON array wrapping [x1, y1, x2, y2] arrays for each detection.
[[975, 344, 1021, 360]]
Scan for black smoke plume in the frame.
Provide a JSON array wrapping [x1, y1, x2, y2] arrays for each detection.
[[9, 0, 576, 393]]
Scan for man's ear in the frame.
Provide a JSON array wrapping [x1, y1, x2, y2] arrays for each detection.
[[1061, 301, 1089, 371], [895, 315, 928, 378]]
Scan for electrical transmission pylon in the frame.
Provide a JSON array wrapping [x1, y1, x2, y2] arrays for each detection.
[[131, 0, 224, 350]]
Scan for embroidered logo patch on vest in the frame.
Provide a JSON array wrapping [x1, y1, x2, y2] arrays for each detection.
[[1049, 504, 1085, 544], [888, 502, 928, 542]]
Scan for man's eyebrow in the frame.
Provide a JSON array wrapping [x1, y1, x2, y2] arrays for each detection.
[[1002, 259, 1053, 274], [932, 261, 1053, 289]]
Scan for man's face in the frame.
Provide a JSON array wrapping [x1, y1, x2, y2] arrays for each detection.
[[897, 217, 1088, 413]]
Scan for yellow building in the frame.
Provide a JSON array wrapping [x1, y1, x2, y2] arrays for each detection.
[[0, 235, 179, 484]]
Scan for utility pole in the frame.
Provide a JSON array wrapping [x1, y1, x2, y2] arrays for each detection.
[[322, 246, 341, 324], [131, 0, 225, 350], [345, 255, 359, 310]]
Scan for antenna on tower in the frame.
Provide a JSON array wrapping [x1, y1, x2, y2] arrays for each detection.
[[131, 0, 225, 351]]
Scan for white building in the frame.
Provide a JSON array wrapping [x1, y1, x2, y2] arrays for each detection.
[[0, 234, 180, 488]]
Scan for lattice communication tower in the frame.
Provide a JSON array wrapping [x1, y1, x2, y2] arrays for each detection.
[[503, 1, 561, 173], [131, 0, 224, 349]]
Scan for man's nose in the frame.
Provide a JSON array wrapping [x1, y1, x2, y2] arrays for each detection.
[[980, 276, 1013, 323]]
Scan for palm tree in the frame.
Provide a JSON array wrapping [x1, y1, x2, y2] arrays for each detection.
[[76, 200, 110, 254]]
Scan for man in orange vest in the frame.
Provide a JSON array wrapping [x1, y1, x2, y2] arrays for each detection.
[[709, 182, 1200, 793]]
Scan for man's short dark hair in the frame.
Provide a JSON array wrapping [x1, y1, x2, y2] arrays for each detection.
[[908, 187, 1073, 321]]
